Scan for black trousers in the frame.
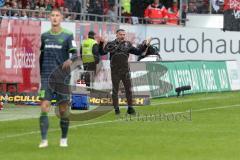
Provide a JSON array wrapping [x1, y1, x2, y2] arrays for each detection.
[[111, 70, 133, 108], [83, 62, 96, 87]]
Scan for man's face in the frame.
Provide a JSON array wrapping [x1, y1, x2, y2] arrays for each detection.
[[116, 31, 126, 41], [49, 11, 63, 27]]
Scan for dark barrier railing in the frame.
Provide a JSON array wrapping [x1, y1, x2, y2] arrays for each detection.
[[0, 8, 186, 25]]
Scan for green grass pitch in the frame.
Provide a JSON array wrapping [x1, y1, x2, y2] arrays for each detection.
[[0, 91, 239, 160]]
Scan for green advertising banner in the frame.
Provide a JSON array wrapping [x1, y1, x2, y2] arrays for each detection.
[[187, 61, 205, 93], [135, 60, 232, 98], [201, 61, 231, 92]]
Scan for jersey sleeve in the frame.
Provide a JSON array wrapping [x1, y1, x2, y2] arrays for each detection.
[[40, 34, 45, 52], [67, 34, 78, 61]]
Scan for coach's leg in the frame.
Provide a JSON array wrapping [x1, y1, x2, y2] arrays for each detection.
[[58, 100, 70, 147], [122, 71, 135, 115], [111, 71, 121, 114], [39, 100, 51, 148]]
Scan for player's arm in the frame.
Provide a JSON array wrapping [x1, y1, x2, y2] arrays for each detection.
[[63, 34, 77, 69], [39, 34, 45, 74], [68, 34, 78, 61]]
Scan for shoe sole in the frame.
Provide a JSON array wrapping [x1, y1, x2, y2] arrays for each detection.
[[60, 145, 68, 147], [39, 145, 48, 148]]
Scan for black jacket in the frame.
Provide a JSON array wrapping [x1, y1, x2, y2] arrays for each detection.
[[100, 40, 147, 72]]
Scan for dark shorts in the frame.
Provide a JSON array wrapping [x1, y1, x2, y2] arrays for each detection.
[[40, 66, 71, 103], [39, 87, 70, 103]]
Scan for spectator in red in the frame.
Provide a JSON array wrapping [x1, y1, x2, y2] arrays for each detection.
[[51, 0, 64, 8], [166, 2, 179, 25], [55, 0, 64, 7], [144, 0, 168, 24]]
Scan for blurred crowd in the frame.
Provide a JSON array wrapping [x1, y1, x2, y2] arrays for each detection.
[[0, 0, 117, 21], [0, 0, 81, 20], [0, 0, 225, 23], [188, 0, 224, 14]]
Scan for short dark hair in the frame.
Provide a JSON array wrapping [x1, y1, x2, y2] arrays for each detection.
[[51, 8, 63, 15], [88, 31, 96, 37], [116, 29, 125, 33]]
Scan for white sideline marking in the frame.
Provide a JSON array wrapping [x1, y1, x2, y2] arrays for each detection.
[[191, 104, 240, 112], [150, 95, 234, 106], [0, 103, 240, 142]]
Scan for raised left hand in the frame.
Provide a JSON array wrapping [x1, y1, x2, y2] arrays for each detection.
[[146, 37, 152, 46]]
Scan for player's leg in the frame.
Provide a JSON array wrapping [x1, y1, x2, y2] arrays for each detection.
[[39, 99, 51, 148], [57, 99, 70, 147], [122, 71, 135, 115], [111, 71, 121, 115], [52, 65, 71, 147]]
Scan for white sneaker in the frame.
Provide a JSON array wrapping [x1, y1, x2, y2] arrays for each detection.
[[60, 138, 68, 147], [38, 140, 48, 148]]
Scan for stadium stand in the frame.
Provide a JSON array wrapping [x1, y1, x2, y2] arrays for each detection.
[[0, 0, 223, 24]]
